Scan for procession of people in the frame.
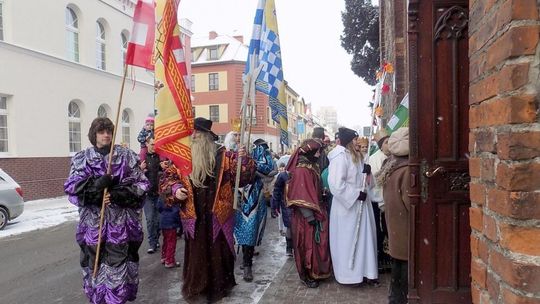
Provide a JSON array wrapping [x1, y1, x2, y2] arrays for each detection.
[[65, 114, 409, 304]]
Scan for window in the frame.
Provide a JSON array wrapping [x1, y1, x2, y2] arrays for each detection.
[[96, 21, 106, 70], [208, 46, 218, 60], [121, 32, 128, 67], [68, 101, 81, 153], [209, 73, 219, 91], [121, 110, 130, 147], [209, 105, 219, 122], [190, 74, 195, 92], [0, 96, 8, 152], [0, 1, 4, 41], [249, 105, 257, 125], [97, 105, 108, 117], [267, 106, 271, 124], [65, 7, 79, 62]]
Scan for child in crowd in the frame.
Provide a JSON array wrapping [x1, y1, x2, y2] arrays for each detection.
[[158, 161, 185, 268], [138, 114, 155, 161]]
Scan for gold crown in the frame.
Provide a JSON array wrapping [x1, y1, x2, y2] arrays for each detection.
[[230, 118, 241, 132]]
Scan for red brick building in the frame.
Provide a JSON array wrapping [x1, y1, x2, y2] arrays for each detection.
[[190, 32, 280, 150], [380, 0, 539, 303]]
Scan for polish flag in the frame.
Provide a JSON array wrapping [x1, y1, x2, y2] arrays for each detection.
[[125, 0, 155, 70]]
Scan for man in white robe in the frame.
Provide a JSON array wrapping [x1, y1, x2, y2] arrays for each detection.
[[328, 127, 378, 284]]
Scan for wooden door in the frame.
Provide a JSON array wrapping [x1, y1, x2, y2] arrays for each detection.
[[407, 1, 471, 303]]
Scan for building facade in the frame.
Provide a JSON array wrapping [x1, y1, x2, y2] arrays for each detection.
[[0, 0, 161, 200], [191, 31, 304, 154], [380, 1, 540, 303]]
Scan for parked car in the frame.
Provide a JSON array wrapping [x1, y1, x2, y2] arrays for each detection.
[[0, 169, 24, 230]]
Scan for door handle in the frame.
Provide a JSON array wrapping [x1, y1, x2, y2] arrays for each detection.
[[424, 166, 445, 177]]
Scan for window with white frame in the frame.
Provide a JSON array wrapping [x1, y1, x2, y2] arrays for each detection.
[[0, 1, 4, 41], [208, 46, 218, 60], [0, 96, 8, 152], [209, 73, 219, 91], [209, 105, 219, 122], [97, 105, 108, 117], [96, 21, 106, 70], [121, 32, 128, 67], [121, 110, 130, 147], [65, 7, 79, 62], [68, 101, 81, 153]]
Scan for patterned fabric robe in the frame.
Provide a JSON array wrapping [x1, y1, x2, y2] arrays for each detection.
[[234, 144, 275, 247], [64, 145, 149, 304], [160, 144, 256, 302]]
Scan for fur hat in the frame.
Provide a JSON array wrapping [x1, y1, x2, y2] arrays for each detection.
[[338, 127, 359, 147], [388, 127, 409, 156], [312, 127, 325, 140]]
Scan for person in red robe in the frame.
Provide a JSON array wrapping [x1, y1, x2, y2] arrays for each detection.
[[286, 138, 332, 288]]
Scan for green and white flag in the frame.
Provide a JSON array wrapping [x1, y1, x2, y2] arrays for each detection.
[[385, 93, 409, 133]]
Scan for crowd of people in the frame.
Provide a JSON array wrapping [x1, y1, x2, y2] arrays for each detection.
[[65, 115, 410, 304]]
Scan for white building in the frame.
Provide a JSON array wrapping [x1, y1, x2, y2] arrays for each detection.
[[0, 0, 166, 199]]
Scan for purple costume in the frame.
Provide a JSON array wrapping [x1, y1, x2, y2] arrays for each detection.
[[64, 145, 149, 304]]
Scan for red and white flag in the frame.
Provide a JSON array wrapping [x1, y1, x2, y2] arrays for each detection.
[[125, 0, 155, 70]]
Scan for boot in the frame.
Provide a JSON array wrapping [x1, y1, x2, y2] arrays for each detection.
[[286, 238, 293, 256], [243, 265, 253, 282]]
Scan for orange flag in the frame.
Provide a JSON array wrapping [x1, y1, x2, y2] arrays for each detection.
[[153, 0, 193, 175]]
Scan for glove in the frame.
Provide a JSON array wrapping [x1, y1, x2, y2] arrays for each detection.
[[94, 174, 113, 191], [357, 191, 367, 202], [362, 164, 372, 175]]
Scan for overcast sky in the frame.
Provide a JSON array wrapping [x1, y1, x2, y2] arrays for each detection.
[[180, 0, 374, 129]]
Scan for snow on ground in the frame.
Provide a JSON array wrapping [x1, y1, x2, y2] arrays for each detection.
[[0, 196, 78, 239]]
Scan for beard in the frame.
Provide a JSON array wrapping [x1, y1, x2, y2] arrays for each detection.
[[190, 132, 216, 188]]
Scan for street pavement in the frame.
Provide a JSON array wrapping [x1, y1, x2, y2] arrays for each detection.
[[0, 198, 391, 303]]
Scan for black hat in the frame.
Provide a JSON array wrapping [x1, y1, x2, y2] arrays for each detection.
[[312, 127, 325, 140], [338, 127, 359, 147], [194, 117, 218, 141], [253, 138, 267, 146]]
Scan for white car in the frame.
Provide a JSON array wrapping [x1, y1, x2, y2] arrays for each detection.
[[0, 169, 24, 230]]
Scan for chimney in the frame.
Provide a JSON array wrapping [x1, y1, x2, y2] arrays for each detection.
[[209, 31, 218, 40], [233, 35, 244, 43]]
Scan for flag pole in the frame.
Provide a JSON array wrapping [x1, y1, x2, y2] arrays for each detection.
[[348, 70, 386, 270], [92, 63, 129, 281], [233, 63, 252, 210]]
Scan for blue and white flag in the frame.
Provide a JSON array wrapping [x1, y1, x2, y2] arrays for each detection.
[[246, 0, 288, 146]]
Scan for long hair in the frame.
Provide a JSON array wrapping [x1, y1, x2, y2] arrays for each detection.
[[88, 117, 114, 146], [223, 131, 238, 151], [190, 131, 216, 188], [346, 141, 363, 164]]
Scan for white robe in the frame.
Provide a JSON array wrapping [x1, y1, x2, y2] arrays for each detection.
[[328, 145, 378, 284]]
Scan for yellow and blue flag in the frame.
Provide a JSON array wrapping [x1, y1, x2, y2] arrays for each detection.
[[246, 0, 288, 146]]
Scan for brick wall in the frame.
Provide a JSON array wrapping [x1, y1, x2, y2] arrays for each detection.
[[468, 0, 540, 303], [379, 0, 408, 124], [0, 157, 71, 201]]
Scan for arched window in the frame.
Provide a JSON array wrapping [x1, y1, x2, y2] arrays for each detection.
[[97, 105, 108, 117], [121, 109, 130, 147], [65, 7, 79, 62], [68, 101, 81, 153], [96, 21, 106, 70], [121, 31, 129, 67]]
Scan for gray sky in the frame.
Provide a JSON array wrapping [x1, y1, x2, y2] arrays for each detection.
[[180, 0, 374, 128]]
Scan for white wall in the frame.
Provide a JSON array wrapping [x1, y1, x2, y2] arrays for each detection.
[[0, 0, 155, 157]]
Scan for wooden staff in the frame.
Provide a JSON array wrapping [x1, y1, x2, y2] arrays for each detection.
[[348, 71, 387, 269], [92, 64, 129, 282]]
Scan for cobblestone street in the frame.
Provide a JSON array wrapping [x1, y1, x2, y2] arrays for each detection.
[[260, 258, 390, 304]]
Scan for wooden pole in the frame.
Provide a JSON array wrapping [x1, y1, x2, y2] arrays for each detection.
[[92, 63, 129, 281]]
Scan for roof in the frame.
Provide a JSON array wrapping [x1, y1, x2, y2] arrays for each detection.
[[190, 34, 248, 65]]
